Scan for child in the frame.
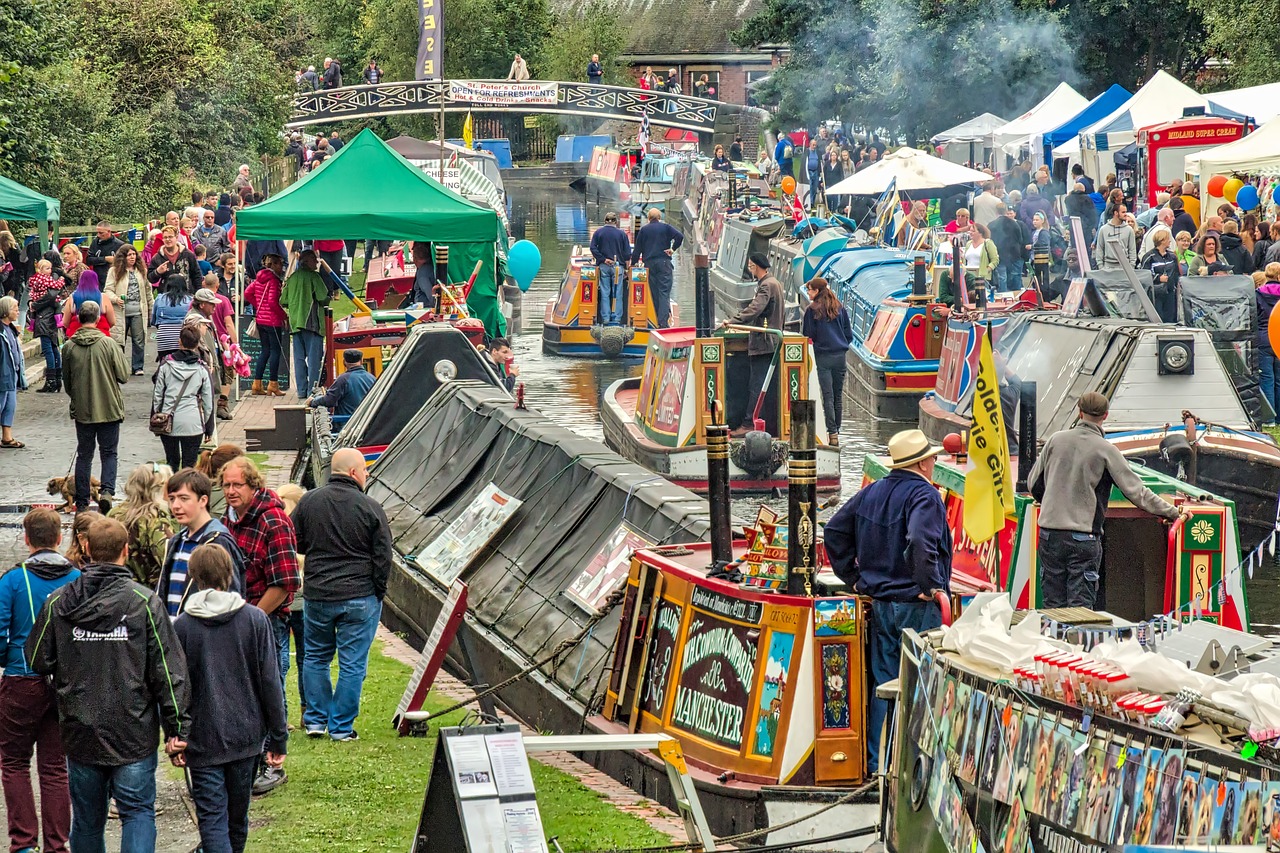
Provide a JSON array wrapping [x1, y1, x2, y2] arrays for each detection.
[[29, 260, 63, 392], [194, 244, 213, 277]]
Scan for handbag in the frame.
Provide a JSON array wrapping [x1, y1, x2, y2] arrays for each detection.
[[245, 319, 259, 339], [149, 368, 197, 436]]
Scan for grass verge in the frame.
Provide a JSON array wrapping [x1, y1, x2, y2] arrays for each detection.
[[244, 639, 676, 852]]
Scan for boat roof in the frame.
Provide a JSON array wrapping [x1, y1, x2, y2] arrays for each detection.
[[649, 327, 699, 348], [821, 246, 926, 306]]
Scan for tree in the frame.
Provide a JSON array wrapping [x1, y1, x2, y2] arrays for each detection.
[[539, 0, 626, 84], [1195, 0, 1279, 87]]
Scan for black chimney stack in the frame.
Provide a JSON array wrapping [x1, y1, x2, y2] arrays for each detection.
[[695, 253, 713, 337], [912, 257, 927, 298], [1016, 381, 1038, 492], [787, 400, 817, 596], [433, 245, 449, 314], [706, 413, 733, 571]]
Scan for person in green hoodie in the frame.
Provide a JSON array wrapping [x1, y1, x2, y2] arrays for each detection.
[[61, 301, 128, 514], [279, 249, 333, 400]]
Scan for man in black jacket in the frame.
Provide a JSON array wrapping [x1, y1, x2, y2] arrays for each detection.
[[174, 543, 287, 853], [631, 208, 683, 328], [589, 212, 632, 325], [26, 517, 190, 853], [989, 204, 1031, 292], [722, 252, 784, 436], [85, 222, 124, 288], [292, 448, 392, 741]]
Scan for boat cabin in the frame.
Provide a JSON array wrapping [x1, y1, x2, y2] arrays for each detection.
[[541, 246, 658, 358]]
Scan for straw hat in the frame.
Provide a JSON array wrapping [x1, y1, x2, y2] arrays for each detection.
[[888, 429, 942, 469]]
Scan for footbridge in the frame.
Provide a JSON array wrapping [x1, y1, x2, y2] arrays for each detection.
[[286, 79, 766, 137]]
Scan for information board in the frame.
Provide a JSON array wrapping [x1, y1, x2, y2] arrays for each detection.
[[413, 483, 522, 584], [668, 612, 757, 748], [395, 580, 468, 734]]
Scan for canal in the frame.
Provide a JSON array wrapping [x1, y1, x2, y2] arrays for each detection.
[[502, 182, 1280, 635]]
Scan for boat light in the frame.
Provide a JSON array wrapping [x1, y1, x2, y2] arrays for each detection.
[[434, 359, 458, 382], [1157, 335, 1195, 375]]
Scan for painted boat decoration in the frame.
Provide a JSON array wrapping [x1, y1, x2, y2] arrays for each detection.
[[600, 327, 841, 493], [541, 246, 659, 359]]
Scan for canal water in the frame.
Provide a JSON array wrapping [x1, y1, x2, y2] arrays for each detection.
[[503, 183, 1280, 635]]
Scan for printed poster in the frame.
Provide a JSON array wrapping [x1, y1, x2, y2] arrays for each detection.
[[449, 80, 558, 105], [413, 483, 521, 584], [565, 524, 653, 612]]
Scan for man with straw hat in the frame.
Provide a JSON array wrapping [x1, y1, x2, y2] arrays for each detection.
[[824, 428, 952, 772]]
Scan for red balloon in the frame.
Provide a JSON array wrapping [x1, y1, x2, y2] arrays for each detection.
[[1207, 175, 1228, 197]]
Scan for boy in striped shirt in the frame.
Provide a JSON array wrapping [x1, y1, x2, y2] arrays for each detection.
[[158, 469, 245, 616]]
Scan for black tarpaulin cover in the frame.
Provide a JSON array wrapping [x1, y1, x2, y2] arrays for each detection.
[[1180, 274, 1257, 342], [365, 381, 711, 705]]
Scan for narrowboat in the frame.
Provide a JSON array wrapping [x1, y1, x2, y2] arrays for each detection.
[[708, 216, 818, 330], [584, 145, 686, 205], [541, 247, 658, 358], [599, 326, 841, 493], [674, 160, 774, 259], [918, 310, 1280, 548]]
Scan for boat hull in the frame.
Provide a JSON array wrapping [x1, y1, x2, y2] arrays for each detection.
[[844, 349, 938, 422], [541, 324, 650, 358], [601, 376, 842, 493]]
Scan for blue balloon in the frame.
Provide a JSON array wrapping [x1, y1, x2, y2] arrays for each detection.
[[508, 240, 541, 293], [1274, 184, 1280, 206], [1237, 184, 1260, 211]]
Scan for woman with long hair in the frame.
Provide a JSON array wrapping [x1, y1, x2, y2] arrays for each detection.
[[243, 252, 287, 396], [60, 269, 115, 338], [0, 296, 26, 448], [152, 273, 193, 362], [710, 144, 731, 173], [65, 511, 102, 568], [108, 463, 177, 585], [151, 325, 213, 470], [1031, 211, 1052, 289], [277, 482, 308, 724], [801, 277, 853, 444], [106, 245, 152, 375]]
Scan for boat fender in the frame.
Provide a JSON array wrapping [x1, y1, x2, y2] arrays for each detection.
[[731, 431, 788, 478], [1159, 432, 1194, 472], [590, 324, 635, 357]]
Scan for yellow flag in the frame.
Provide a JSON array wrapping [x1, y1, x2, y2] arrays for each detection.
[[963, 325, 1014, 543], [462, 112, 474, 149]]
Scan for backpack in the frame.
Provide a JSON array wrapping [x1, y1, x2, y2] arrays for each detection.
[[782, 142, 794, 160]]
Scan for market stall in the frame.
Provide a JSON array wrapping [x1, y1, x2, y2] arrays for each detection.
[[1042, 84, 1132, 169], [0, 174, 60, 254], [992, 82, 1088, 162], [1185, 117, 1280, 221], [930, 113, 1008, 167]]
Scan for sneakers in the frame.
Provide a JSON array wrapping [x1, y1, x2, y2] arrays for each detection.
[[305, 726, 326, 738], [98, 492, 113, 516], [251, 765, 287, 795], [330, 730, 359, 742]]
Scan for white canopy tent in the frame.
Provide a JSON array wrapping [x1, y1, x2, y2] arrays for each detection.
[[1185, 118, 1280, 208], [1204, 82, 1280, 125], [993, 83, 1088, 159], [1077, 70, 1236, 183], [930, 113, 1008, 166], [825, 147, 992, 198]]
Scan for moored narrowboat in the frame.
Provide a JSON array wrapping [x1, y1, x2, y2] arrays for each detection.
[[600, 326, 841, 493], [541, 247, 658, 358]]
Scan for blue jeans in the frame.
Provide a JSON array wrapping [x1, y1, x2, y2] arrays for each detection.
[[868, 599, 942, 774], [253, 325, 283, 382], [270, 615, 290, 719], [302, 595, 381, 738], [67, 752, 157, 853], [292, 329, 324, 398], [189, 755, 256, 853], [1260, 351, 1280, 423], [39, 335, 61, 370], [597, 262, 624, 325], [289, 606, 307, 710], [995, 259, 1024, 291]]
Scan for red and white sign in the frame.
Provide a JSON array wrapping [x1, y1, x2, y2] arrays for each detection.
[[449, 80, 558, 105], [394, 580, 468, 734]]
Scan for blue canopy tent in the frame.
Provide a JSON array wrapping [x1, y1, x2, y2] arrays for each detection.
[[1039, 84, 1131, 166]]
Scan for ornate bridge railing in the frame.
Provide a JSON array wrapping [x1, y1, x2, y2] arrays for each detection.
[[287, 79, 733, 134]]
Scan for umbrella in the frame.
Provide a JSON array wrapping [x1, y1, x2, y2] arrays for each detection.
[[825, 147, 991, 199], [798, 227, 851, 280]]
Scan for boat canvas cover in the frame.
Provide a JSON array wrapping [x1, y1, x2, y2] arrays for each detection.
[[715, 216, 787, 283], [234, 128, 508, 337], [1180, 275, 1257, 343], [822, 248, 918, 312], [337, 324, 505, 451], [365, 381, 710, 705]]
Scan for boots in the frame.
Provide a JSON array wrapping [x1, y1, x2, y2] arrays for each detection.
[[36, 369, 55, 393], [50, 368, 62, 393], [251, 380, 266, 396], [267, 381, 285, 397], [217, 394, 232, 420]]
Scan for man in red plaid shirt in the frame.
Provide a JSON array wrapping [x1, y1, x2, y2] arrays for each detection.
[[222, 457, 300, 796]]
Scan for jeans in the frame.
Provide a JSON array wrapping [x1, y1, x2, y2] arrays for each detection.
[[1038, 527, 1103, 609], [597, 262, 624, 325], [289, 606, 307, 710], [995, 259, 1024, 291], [0, 676, 70, 853], [188, 755, 257, 853], [159, 433, 202, 471], [292, 329, 324, 397], [646, 258, 674, 328], [1261, 351, 1280, 422], [40, 335, 61, 370], [319, 250, 345, 277], [254, 325, 284, 382], [815, 349, 847, 433], [123, 314, 145, 372], [868, 599, 942, 774], [75, 420, 120, 508], [303, 595, 381, 738], [270, 615, 290, 719], [67, 752, 157, 853]]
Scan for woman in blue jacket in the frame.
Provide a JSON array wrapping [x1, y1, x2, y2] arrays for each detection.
[[801, 277, 853, 444], [0, 296, 27, 448]]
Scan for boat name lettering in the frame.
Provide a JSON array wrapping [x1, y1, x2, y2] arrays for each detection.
[[679, 619, 756, 685], [691, 587, 762, 623], [671, 685, 745, 746], [640, 601, 682, 717], [1034, 824, 1108, 853]]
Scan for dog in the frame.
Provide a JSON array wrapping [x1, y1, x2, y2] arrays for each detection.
[[46, 475, 100, 513]]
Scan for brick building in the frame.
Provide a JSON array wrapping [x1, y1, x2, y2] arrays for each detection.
[[555, 0, 783, 105]]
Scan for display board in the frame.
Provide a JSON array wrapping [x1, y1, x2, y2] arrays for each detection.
[[565, 524, 653, 612], [395, 580, 468, 734], [412, 725, 548, 853], [236, 314, 291, 391], [413, 483, 522, 584]]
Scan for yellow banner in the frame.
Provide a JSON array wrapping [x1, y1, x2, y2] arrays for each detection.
[[963, 328, 1014, 542]]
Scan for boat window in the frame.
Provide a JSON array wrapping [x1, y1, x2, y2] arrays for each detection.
[[971, 319, 1102, 434]]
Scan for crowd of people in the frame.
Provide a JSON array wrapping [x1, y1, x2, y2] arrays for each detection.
[[0, 442, 390, 853]]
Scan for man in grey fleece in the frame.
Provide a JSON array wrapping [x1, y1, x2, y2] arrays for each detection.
[[1028, 392, 1191, 609]]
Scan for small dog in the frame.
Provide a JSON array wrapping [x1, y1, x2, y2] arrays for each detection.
[[46, 475, 100, 513]]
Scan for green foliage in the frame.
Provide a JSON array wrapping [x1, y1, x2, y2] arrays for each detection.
[[540, 0, 627, 84], [1196, 0, 1280, 87]]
